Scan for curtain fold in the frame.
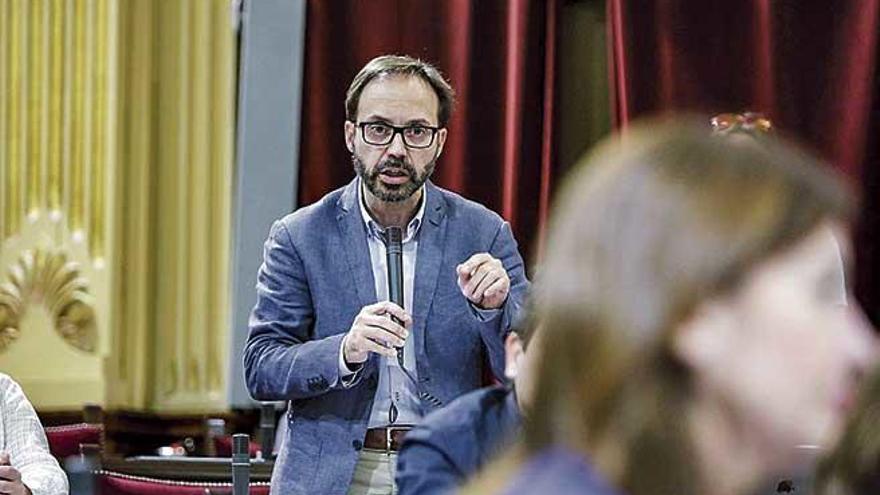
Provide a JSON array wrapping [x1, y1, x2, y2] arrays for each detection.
[[299, 0, 559, 268], [608, 0, 880, 323]]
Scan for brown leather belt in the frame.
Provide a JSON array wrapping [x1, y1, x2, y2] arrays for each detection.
[[363, 427, 412, 452]]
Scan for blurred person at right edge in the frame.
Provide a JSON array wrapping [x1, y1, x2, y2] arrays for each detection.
[[814, 365, 880, 494], [461, 118, 877, 495], [713, 112, 854, 495]]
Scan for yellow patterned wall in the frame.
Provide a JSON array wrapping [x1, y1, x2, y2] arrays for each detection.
[[0, 0, 236, 412]]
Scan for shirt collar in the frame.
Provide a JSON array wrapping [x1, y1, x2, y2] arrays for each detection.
[[357, 178, 426, 243]]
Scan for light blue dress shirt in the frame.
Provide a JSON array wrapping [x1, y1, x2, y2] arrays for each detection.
[[338, 179, 502, 428], [338, 180, 427, 427]]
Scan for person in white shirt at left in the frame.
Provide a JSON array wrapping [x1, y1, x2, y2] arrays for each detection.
[[0, 373, 68, 495]]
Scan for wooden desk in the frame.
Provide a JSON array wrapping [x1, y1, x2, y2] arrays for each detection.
[[101, 456, 274, 482]]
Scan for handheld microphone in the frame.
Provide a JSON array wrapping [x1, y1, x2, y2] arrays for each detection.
[[384, 226, 444, 410], [385, 226, 405, 368]]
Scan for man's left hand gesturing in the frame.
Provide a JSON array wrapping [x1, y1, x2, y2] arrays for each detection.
[[457, 253, 510, 310]]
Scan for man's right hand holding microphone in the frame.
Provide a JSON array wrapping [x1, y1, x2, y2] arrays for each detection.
[[342, 301, 411, 367]]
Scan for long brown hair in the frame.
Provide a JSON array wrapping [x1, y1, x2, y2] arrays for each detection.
[[505, 119, 850, 495], [815, 365, 880, 495]]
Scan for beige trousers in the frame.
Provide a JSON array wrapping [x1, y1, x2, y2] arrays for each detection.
[[346, 449, 399, 495]]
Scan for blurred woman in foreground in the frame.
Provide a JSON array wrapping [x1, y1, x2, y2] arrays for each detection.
[[465, 120, 876, 495]]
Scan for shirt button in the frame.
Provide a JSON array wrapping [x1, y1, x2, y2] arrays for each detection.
[[352, 439, 363, 451]]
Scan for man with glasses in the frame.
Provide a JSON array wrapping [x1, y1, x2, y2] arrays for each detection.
[[244, 55, 528, 495]]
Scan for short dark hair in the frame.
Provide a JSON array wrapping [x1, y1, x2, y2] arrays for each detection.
[[510, 297, 538, 349], [345, 55, 456, 127]]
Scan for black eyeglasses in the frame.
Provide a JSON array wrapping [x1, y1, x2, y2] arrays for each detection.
[[355, 121, 440, 149]]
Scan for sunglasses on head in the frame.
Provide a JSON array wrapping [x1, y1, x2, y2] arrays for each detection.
[[710, 112, 773, 134]]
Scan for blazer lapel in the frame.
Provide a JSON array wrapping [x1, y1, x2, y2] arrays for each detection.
[[335, 179, 377, 310], [412, 182, 448, 357], [336, 179, 382, 379]]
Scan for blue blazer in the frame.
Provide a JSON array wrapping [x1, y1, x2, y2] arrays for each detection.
[[243, 179, 528, 495], [396, 385, 522, 495], [499, 448, 621, 495]]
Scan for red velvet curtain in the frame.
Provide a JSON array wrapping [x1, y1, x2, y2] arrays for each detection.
[[299, 0, 559, 268], [608, 0, 880, 324]]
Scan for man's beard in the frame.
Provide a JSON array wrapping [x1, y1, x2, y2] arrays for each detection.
[[353, 155, 436, 203]]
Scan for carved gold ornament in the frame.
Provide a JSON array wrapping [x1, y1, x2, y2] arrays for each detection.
[[0, 250, 97, 352]]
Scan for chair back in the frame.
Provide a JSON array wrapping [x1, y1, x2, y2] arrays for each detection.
[[46, 423, 104, 459], [97, 471, 271, 495]]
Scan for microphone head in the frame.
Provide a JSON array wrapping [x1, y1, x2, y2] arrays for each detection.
[[386, 226, 403, 244], [386, 226, 403, 253], [233, 433, 250, 459]]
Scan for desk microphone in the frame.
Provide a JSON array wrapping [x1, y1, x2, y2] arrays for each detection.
[[232, 433, 250, 495], [64, 456, 96, 495], [385, 226, 405, 368]]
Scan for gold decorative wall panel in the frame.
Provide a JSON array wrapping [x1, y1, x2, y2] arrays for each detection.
[[0, 0, 114, 258], [0, 0, 236, 413], [0, 249, 98, 353], [130, 0, 235, 412], [0, 0, 115, 409]]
